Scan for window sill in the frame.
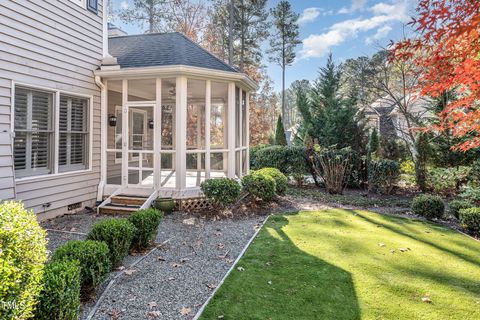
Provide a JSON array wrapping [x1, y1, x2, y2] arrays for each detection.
[[15, 168, 95, 184]]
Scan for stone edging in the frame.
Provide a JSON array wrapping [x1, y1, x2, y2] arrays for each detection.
[[192, 215, 271, 320]]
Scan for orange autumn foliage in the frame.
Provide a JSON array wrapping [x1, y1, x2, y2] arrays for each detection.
[[393, 0, 480, 151]]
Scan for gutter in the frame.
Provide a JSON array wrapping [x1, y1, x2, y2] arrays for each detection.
[[94, 75, 106, 201]]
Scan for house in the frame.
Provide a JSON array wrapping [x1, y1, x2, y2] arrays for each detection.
[[0, 1, 256, 219]]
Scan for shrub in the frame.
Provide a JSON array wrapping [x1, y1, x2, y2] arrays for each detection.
[[128, 209, 163, 249], [201, 178, 241, 211], [400, 160, 416, 186], [256, 167, 288, 195], [369, 159, 400, 195], [317, 147, 353, 195], [459, 186, 480, 205], [459, 207, 480, 234], [250, 144, 270, 169], [87, 218, 136, 268], [0, 201, 48, 320], [255, 145, 308, 175], [448, 199, 474, 219], [411, 194, 445, 220], [427, 166, 471, 194], [469, 159, 480, 186], [51, 240, 111, 294], [242, 171, 276, 201], [35, 259, 81, 320]]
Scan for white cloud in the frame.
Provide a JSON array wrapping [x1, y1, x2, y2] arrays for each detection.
[[120, 1, 129, 10], [301, 0, 411, 58], [298, 8, 322, 25], [339, 0, 368, 14], [365, 25, 393, 44]]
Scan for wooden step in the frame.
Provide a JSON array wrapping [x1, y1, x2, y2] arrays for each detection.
[[111, 195, 148, 206], [99, 204, 139, 215]]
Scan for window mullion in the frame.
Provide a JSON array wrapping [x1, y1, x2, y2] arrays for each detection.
[[54, 91, 60, 173], [67, 98, 72, 167], [25, 92, 33, 171]]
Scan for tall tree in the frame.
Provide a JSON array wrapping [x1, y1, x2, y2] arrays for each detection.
[[234, 0, 269, 71], [268, 1, 301, 123], [119, 0, 169, 33], [394, 0, 480, 151], [166, 0, 207, 42], [275, 115, 288, 145]]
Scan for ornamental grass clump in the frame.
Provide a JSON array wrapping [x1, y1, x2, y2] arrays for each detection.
[[0, 201, 48, 320], [128, 209, 163, 250], [87, 218, 136, 268]]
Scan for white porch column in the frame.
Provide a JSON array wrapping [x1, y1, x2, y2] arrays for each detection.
[[121, 79, 128, 187], [176, 77, 187, 190], [227, 82, 236, 178], [238, 89, 243, 177], [154, 78, 162, 190], [205, 80, 211, 179]]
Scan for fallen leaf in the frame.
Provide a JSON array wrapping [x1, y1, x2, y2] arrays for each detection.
[[108, 309, 123, 320], [180, 258, 190, 263], [218, 315, 225, 319], [206, 283, 217, 290], [70, 227, 77, 232], [180, 307, 191, 316], [217, 243, 225, 249], [378, 243, 386, 247], [168, 277, 175, 281], [237, 266, 245, 271], [157, 256, 166, 261], [399, 248, 409, 252], [390, 249, 395, 254], [267, 280, 272, 285], [117, 266, 126, 271], [172, 263, 182, 268], [421, 296, 432, 303], [125, 269, 136, 275], [147, 310, 161, 318], [265, 261, 272, 266], [214, 231, 222, 236], [148, 301, 157, 309], [183, 218, 195, 225]]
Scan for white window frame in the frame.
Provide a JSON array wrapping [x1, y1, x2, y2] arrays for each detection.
[[11, 81, 93, 182], [69, 0, 86, 8]]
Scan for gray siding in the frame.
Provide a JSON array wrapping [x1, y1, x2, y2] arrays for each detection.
[[0, 0, 103, 215]]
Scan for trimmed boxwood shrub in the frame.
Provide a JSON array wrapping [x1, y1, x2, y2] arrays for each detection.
[[368, 159, 400, 195], [242, 171, 276, 201], [411, 194, 445, 220], [448, 199, 474, 219], [255, 145, 308, 175], [128, 209, 163, 250], [35, 259, 81, 320], [51, 240, 111, 294], [459, 207, 480, 234], [250, 144, 270, 169], [201, 178, 241, 211], [87, 218, 136, 268], [0, 201, 48, 320], [257, 167, 288, 195]]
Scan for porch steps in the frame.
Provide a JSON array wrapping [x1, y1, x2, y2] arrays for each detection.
[[99, 195, 149, 215]]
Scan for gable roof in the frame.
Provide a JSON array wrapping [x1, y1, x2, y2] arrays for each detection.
[[108, 32, 238, 73]]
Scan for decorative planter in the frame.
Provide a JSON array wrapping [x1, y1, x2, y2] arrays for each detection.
[[153, 197, 175, 214]]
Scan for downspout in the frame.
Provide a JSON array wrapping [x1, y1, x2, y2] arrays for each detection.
[[95, 76, 106, 202]]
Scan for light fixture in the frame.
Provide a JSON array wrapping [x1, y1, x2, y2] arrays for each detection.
[[148, 119, 154, 129], [108, 114, 117, 127]]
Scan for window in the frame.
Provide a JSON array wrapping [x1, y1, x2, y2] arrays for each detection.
[[87, 0, 98, 13], [59, 95, 89, 172], [14, 88, 54, 178]]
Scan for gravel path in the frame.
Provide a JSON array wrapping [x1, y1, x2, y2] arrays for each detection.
[[86, 213, 264, 320]]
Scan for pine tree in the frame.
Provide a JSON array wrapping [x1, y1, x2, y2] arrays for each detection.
[[268, 1, 301, 122], [119, 0, 169, 33], [275, 115, 288, 146]]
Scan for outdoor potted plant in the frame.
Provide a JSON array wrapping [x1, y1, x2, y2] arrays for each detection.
[[153, 197, 175, 214]]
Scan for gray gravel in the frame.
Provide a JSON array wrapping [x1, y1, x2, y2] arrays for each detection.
[[84, 213, 263, 320]]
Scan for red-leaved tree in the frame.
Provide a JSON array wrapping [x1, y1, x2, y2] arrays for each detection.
[[393, 0, 480, 151]]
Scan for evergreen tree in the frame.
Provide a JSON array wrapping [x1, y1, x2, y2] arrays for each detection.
[[119, 0, 169, 33], [275, 115, 288, 146], [268, 1, 301, 122]]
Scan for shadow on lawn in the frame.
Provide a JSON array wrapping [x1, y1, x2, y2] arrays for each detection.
[[254, 214, 361, 320], [349, 210, 480, 268]]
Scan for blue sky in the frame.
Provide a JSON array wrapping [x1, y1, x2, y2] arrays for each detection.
[[111, 0, 416, 92]]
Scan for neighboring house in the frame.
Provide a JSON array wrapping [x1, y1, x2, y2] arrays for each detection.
[[0, 1, 256, 219], [364, 94, 432, 143]]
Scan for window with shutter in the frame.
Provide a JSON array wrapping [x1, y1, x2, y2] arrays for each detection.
[[14, 87, 54, 178], [59, 95, 89, 172]]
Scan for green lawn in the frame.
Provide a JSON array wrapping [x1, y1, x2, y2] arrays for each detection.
[[200, 210, 480, 320]]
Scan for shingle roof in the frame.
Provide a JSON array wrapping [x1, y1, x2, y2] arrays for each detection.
[[108, 32, 238, 73]]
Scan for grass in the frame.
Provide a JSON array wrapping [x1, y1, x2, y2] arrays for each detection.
[[287, 187, 412, 208], [200, 210, 480, 320]]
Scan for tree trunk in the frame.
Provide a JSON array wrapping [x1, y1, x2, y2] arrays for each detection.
[[228, 0, 234, 66]]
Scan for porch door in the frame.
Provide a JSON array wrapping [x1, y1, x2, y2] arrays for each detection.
[[125, 105, 154, 187]]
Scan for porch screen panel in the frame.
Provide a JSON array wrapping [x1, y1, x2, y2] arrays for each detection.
[[211, 82, 228, 149], [59, 95, 88, 172], [14, 87, 54, 178]]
